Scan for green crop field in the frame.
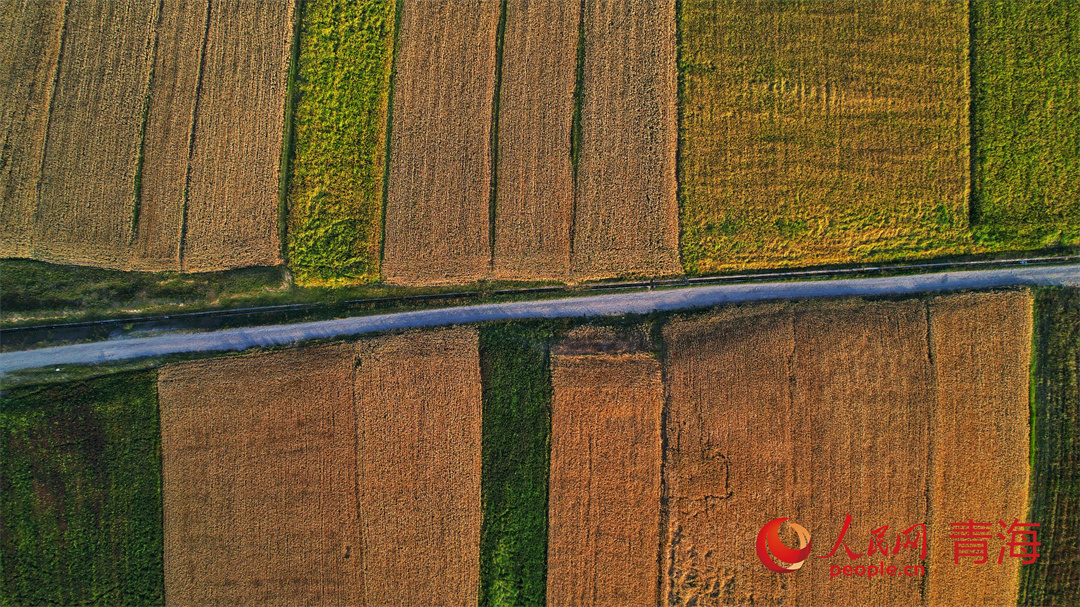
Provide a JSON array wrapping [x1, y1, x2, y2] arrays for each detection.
[[285, 0, 396, 285], [479, 322, 554, 606], [0, 372, 163, 606], [970, 0, 1079, 250], [1021, 287, 1079, 607]]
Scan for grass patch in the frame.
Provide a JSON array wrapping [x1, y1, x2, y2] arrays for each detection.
[[0, 371, 163, 606], [479, 322, 554, 606], [1020, 287, 1079, 606], [286, 0, 396, 285], [970, 1, 1079, 249]]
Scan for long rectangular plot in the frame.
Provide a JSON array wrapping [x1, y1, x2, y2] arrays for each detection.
[[547, 350, 663, 605], [182, 0, 292, 271], [572, 0, 680, 279], [33, 0, 156, 268], [490, 0, 578, 280], [159, 346, 361, 606], [383, 0, 499, 285], [354, 328, 483, 605], [0, 0, 65, 259]]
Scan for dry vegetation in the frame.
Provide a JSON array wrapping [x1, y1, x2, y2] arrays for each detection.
[[548, 339, 663, 605], [0, 0, 65, 259], [926, 292, 1032, 606], [490, 0, 578, 280], [680, 0, 971, 273], [572, 0, 680, 279], [383, 0, 499, 285], [662, 293, 1032, 606], [158, 345, 362, 606], [354, 328, 482, 605]]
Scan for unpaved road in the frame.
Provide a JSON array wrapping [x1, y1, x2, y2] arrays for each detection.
[[2, 264, 1077, 374]]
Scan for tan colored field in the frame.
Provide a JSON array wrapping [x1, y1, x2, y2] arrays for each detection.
[[181, 0, 292, 271], [0, 0, 65, 259], [383, 0, 499, 285], [354, 327, 482, 605], [662, 293, 1032, 606], [132, 0, 208, 270], [926, 292, 1032, 606], [490, 0, 578, 280], [572, 0, 680, 280], [32, 1, 155, 268], [159, 345, 362, 606], [548, 340, 663, 605], [680, 0, 971, 272]]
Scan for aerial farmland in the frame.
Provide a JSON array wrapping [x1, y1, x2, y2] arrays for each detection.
[[0, 1, 1077, 606]]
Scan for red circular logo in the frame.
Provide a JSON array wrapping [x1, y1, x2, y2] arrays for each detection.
[[756, 517, 812, 573]]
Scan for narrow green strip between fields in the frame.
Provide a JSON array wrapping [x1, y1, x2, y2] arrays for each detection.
[[479, 322, 554, 607], [278, 0, 305, 262], [487, 0, 508, 267], [379, 0, 404, 275], [1020, 287, 1079, 607], [0, 371, 164, 606]]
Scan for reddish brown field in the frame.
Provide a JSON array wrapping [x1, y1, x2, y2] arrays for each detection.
[[572, 0, 680, 279], [0, 0, 65, 259], [354, 328, 483, 605], [383, 0, 499, 285], [159, 345, 361, 606], [490, 0, 578, 280], [548, 343, 663, 605]]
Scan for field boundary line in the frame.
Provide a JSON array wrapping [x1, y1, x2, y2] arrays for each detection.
[[177, 0, 213, 270]]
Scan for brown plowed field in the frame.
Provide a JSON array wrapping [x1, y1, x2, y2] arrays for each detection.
[[159, 345, 362, 606], [383, 0, 499, 285], [181, 0, 292, 271], [663, 293, 1032, 606], [32, 0, 156, 268], [490, 0, 578, 280], [132, 0, 208, 270], [572, 0, 680, 279], [0, 0, 65, 259], [926, 292, 1032, 606], [354, 327, 482, 605], [548, 349, 663, 606]]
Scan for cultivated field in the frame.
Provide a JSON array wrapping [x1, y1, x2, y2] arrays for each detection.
[[159, 345, 361, 606], [286, 0, 395, 284], [382, 0, 499, 285], [679, 0, 971, 273], [548, 331, 663, 605], [572, 0, 680, 279], [0, 0, 65, 259], [490, 0, 578, 280], [354, 328, 482, 605], [926, 292, 1032, 606]]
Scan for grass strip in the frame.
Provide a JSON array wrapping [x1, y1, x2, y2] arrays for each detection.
[[0, 371, 163, 606]]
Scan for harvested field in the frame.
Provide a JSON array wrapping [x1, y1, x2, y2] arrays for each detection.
[[572, 0, 680, 279], [926, 292, 1032, 606], [0, 0, 65, 259], [0, 371, 162, 606], [182, 0, 293, 271], [679, 0, 971, 273], [132, 0, 209, 270], [32, 1, 156, 268], [383, 0, 499, 285], [159, 345, 362, 606], [548, 339, 663, 605], [490, 0, 578, 280], [970, 0, 1080, 248], [286, 0, 396, 285]]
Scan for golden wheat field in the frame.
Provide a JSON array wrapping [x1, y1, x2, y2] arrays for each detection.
[[490, 0, 578, 281], [382, 0, 499, 285], [548, 330, 664, 606]]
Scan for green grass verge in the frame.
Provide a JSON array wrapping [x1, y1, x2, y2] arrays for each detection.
[[971, 1, 1079, 249], [0, 371, 163, 606], [479, 322, 554, 606], [286, 0, 396, 285], [1020, 287, 1079, 606]]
